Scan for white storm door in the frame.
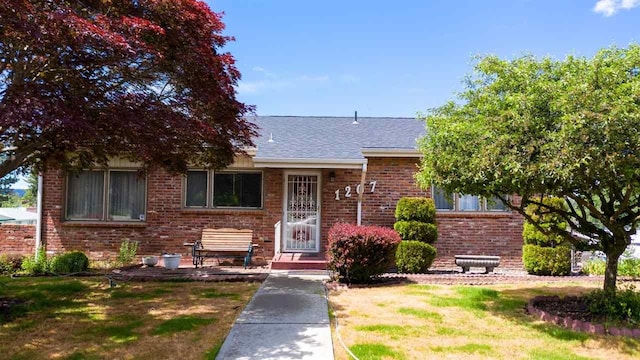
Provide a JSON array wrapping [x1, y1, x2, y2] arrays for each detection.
[[283, 172, 321, 252]]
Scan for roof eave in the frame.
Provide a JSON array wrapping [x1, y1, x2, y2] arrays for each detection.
[[252, 157, 367, 169], [360, 148, 422, 158]]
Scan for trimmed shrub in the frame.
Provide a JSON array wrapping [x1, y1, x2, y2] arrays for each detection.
[[522, 197, 571, 276], [393, 221, 438, 244], [395, 241, 436, 273], [522, 197, 567, 247], [49, 251, 89, 274], [327, 223, 401, 284], [395, 197, 436, 223], [522, 244, 571, 276], [0, 254, 23, 275], [586, 286, 640, 325]]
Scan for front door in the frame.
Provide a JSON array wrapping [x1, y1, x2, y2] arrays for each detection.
[[283, 172, 321, 252]]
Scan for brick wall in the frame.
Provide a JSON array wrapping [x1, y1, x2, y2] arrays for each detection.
[[0, 224, 36, 255], [433, 213, 523, 268], [362, 158, 429, 227], [41, 157, 524, 268], [362, 157, 524, 269], [43, 168, 283, 259]]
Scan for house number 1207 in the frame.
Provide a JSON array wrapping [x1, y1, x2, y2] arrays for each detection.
[[334, 181, 377, 200]]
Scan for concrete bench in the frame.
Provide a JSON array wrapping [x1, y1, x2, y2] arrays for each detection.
[[455, 255, 501, 274], [191, 228, 253, 268]]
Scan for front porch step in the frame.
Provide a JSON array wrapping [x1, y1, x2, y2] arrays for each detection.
[[271, 253, 328, 270]]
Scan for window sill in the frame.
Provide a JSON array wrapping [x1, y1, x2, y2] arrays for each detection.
[[180, 208, 265, 216], [435, 211, 516, 218], [62, 221, 148, 228]]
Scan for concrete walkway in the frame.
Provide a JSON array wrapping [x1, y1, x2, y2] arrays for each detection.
[[217, 272, 334, 360]]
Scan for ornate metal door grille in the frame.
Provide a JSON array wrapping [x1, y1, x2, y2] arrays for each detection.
[[284, 174, 319, 251]]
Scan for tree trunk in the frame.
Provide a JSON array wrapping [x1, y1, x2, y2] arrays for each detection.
[[603, 250, 622, 293]]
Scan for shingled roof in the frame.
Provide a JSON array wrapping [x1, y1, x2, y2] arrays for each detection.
[[249, 116, 425, 163]]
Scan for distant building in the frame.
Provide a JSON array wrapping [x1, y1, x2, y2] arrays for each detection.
[[0, 207, 38, 225]]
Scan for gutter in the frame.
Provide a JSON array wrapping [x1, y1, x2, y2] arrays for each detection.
[[253, 157, 366, 169], [35, 174, 43, 259]]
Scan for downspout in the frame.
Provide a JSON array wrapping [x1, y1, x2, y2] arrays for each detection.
[[357, 162, 367, 226], [35, 174, 43, 259]]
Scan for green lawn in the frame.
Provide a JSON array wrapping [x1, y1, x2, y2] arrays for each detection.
[[0, 276, 258, 360], [329, 282, 640, 360]]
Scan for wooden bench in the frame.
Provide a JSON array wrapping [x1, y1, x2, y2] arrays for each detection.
[[191, 228, 253, 269], [455, 255, 501, 274]]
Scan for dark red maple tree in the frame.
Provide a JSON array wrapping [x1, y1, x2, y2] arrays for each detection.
[[0, 0, 255, 178]]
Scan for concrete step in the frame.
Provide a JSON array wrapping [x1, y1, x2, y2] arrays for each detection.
[[271, 253, 328, 270]]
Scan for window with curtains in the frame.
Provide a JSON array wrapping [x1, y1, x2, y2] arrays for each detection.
[[432, 185, 509, 212], [66, 170, 146, 221], [184, 170, 262, 209]]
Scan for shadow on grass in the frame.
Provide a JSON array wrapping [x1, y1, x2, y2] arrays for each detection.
[[491, 286, 640, 356]]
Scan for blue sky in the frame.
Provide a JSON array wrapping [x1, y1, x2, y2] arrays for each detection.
[[207, 0, 639, 117], [8, 0, 640, 189]]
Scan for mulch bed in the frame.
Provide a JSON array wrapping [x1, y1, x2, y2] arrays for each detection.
[[532, 295, 595, 323]]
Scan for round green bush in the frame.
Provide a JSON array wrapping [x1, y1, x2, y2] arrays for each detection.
[[522, 244, 571, 276], [49, 251, 89, 274], [395, 241, 436, 273], [393, 221, 438, 243], [395, 197, 436, 223]]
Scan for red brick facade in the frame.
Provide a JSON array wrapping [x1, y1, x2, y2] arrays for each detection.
[[3, 156, 524, 268], [0, 224, 36, 255]]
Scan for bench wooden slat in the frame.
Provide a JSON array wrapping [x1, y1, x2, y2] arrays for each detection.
[[192, 228, 254, 268]]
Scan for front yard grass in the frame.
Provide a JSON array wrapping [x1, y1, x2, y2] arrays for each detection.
[[329, 282, 640, 360], [0, 276, 258, 359]]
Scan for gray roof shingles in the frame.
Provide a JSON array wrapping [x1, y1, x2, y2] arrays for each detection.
[[249, 116, 425, 160]]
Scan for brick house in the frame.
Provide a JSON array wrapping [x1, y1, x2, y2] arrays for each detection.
[[29, 116, 524, 268]]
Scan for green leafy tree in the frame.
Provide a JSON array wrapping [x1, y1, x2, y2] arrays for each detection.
[[0, 173, 16, 205], [22, 171, 38, 207], [417, 45, 640, 293]]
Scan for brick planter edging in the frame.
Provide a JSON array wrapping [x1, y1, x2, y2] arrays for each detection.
[[526, 296, 640, 338]]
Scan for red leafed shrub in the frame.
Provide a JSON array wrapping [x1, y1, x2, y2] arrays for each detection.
[[327, 223, 401, 284]]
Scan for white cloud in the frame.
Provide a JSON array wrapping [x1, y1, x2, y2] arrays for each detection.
[[593, 0, 640, 16], [237, 66, 329, 95]]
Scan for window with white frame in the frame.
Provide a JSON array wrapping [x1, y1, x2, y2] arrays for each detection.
[[66, 170, 146, 221], [185, 170, 263, 209], [432, 185, 509, 212]]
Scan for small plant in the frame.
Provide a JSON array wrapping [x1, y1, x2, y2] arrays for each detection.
[[0, 254, 23, 274], [20, 247, 50, 275], [581, 259, 606, 275], [586, 285, 640, 325], [582, 256, 640, 278], [49, 251, 89, 274], [396, 241, 436, 273], [117, 239, 139, 266], [327, 223, 401, 284]]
